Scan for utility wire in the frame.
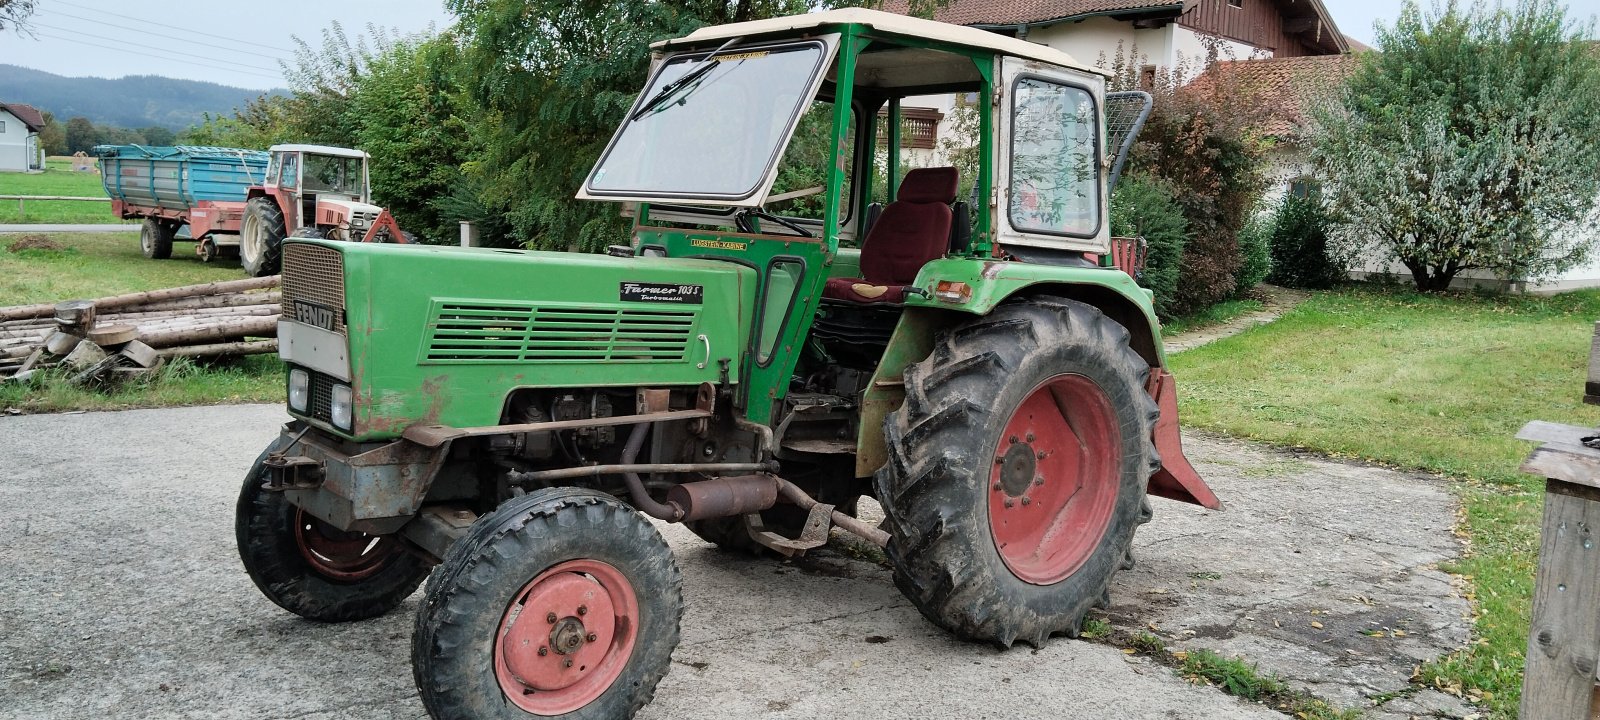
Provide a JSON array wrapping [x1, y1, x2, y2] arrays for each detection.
[[30, 31, 285, 82], [31, 23, 285, 75], [40, 9, 292, 63], [51, 0, 297, 54]]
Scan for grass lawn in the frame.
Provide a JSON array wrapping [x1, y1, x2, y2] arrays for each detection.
[[0, 232, 280, 412], [0, 157, 121, 224], [1169, 286, 1600, 718], [1162, 297, 1265, 336]]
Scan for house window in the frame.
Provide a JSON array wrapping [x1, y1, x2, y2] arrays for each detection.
[[1139, 65, 1157, 91], [1227, 0, 1243, 7], [0, 120, 6, 134], [1289, 177, 1322, 199], [1009, 76, 1100, 237]]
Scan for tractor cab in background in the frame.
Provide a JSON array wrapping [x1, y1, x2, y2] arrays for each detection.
[[238, 144, 407, 276]]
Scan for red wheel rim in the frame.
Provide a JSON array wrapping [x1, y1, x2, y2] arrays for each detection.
[[988, 373, 1122, 585], [494, 559, 639, 715], [293, 508, 401, 582]]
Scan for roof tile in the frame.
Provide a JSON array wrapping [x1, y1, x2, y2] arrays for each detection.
[[875, 0, 1179, 28]]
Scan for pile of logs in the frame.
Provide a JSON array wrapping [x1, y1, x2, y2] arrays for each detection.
[[0, 276, 281, 385]]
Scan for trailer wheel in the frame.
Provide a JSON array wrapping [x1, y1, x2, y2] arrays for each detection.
[[413, 488, 680, 720], [874, 297, 1158, 647], [140, 218, 175, 260], [240, 197, 285, 277], [235, 447, 429, 622]]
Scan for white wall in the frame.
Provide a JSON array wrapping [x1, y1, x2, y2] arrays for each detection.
[[1026, 16, 1175, 74], [0, 109, 31, 172]]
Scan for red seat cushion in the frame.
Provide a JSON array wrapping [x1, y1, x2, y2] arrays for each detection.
[[823, 277, 908, 304], [830, 167, 959, 306]]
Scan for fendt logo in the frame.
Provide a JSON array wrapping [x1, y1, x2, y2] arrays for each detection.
[[293, 300, 338, 331]]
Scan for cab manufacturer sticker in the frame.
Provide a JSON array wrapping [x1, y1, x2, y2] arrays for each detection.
[[292, 300, 339, 331], [620, 282, 704, 304], [690, 237, 748, 251]]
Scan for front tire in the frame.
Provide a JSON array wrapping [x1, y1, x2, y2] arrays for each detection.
[[235, 449, 430, 622], [140, 218, 175, 259], [875, 298, 1159, 647], [240, 197, 286, 277], [413, 488, 682, 720]]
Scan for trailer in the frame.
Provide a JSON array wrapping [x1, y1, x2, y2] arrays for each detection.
[[95, 144, 411, 277], [94, 144, 268, 263]]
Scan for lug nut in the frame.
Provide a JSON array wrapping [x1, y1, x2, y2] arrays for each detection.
[[1037, 450, 1047, 459], [994, 456, 1005, 465], [1004, 499, 1014, 508], [546, 612, 558, 624], [577, 605, 588, 616], [992, 482, 1002, 491], [586, 633, 598, 642], [1034, 477, 1044, 486], [1026, 432, 1035, 442], [564, 659, 573, 668], [1021, 496, 1032, 506], [538, 646, 548, 656]]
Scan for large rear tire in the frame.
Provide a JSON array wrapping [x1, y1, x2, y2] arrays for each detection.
[[874, 297, 1158, 647], [140, 218, 175, 260], [240, 197, 285, 277], [235, 448, 431, 622], [413, 488, 681, 720]]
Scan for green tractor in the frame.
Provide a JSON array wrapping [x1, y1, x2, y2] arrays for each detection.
[[238, 8, 1220, 719]]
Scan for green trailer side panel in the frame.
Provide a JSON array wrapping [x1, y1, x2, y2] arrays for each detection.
[[333, 242, 757, 440]]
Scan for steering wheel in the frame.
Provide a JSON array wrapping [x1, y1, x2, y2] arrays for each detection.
[[737, 208, 814, 238]]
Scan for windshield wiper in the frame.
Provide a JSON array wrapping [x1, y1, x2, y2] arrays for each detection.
[[630, 36, 743, 121]]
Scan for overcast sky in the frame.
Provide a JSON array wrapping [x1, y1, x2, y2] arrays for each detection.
[[0, 1, 1585, 90]]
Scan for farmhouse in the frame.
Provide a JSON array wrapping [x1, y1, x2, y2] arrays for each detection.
[[0, 100, 45, 173]]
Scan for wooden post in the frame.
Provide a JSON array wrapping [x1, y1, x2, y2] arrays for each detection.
[[1518, 421, 1600, 718]]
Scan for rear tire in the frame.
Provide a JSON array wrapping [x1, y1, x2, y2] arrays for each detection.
[[240, 197, 285, 277], [413, 488, 681, 720], [140, 218, 174, 259], [874, 298, 1158, 647], [235, 447, 430, 622]]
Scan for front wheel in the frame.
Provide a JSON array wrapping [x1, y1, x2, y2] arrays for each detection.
[[413, 488, 682, 720], [140, 218, 175, 259], [235, 448, 430, 621], [875, 297, 1159, 647], [239, 197, 286, 277]]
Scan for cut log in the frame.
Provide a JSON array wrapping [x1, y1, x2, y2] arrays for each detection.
[[0, 276, 279, 321], [138, 316, 279, 348], [112, 291, 282, 315], [101, 305, 280, 322], [159, 339, 278, 358]]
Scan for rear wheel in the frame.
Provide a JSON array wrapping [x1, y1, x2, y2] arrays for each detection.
[[413, 488, 681, 720], [235, 448, 430, 621], [240, 197, 285, 277], [140, 218, 175, 259], [875, 298, 1158, 647]]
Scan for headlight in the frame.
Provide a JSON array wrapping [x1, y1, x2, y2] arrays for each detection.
[[287, 369, 309, 412], [330, 383, 353, 431]]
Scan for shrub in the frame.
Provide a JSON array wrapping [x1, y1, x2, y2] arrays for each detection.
[[1266, 193, 1344, 289], [1110, 176, 1187, 318], [1235, 211, 1272, 295]]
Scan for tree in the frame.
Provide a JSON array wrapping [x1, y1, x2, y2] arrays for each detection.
[[447, 0, 811, 250], [140, 126, 177, 146], [1310, 0, 1600, 291], [64, 116, 97, 153], [0, 0, 35, 33], [37, 111, 66, 156]]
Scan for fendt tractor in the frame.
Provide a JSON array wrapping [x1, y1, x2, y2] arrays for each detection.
[[237, 9, 1222, 719]]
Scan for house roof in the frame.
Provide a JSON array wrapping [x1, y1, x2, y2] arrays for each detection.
[[656, 8, 1103, 75], [0, 102, 45, 132], [1196, 54, 1357, 137], [873, 0, 1189, 28]]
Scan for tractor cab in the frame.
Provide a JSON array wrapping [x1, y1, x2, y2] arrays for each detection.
[[261, 145, 383, 240]]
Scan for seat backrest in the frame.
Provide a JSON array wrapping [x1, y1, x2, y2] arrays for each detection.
[[859, 167, 958, 286]]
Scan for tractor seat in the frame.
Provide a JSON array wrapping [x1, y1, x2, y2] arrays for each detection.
[[823, 167, 959, 305]]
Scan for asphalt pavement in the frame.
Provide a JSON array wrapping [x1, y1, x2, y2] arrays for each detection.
[[0, 404, 1470, 719]]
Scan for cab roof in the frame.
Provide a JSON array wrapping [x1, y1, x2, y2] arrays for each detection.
[[268, 144, 369, 159], [653, 8, 1105, 77]]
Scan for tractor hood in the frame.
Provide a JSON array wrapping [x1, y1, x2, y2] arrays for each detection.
[[277, 239, 758, 441]]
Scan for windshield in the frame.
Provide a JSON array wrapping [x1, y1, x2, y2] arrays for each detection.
[[584, 41, 830, 203], [302, 154, 364, 195]]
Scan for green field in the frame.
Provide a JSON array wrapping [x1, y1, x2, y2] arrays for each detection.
[[0, 232, 279, 412], [0, 157, 122, 224], [1169, 287, 1600, 718]]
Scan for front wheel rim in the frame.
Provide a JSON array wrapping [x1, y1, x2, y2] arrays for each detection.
[[240, 214, 261, 264], [140, 225, 152, 253], [495, 559, 639, 715], [292, 508, 401, 582], [988, 373, 1122, 585]]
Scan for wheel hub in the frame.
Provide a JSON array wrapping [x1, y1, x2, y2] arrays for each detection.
[[495, 559, 638, 715], [988, 374, 1121, 585]]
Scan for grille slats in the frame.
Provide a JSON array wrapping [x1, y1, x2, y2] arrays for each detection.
[[424, 301, 697, 364], [281, 243, 346, 334]]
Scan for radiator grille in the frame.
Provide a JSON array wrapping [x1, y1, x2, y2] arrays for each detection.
[[281, 243, 346, 334], [424, 301, 697, 364]]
